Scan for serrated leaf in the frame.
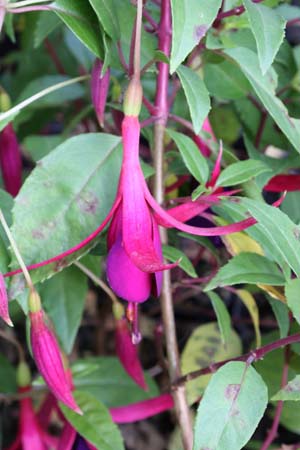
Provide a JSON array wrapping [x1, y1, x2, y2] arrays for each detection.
[[176, 65, 210, 134], [166, 129, 209, 184], [40, 266, 88, 354], [272, 375, 300, 401], [170, 0, 222, 73], [60, 390, 124, 450], [10, 134, 122, 287], [285, 278, 300, 326], [216, 160, 270, 187], [163, 245, 197, 278], [181, 322, 242, 404], [239, 197, 300, 277], [236, 289, 261, 348], [53, 0, 103, 57], [88, 0, 120, 41], [72, 357, 158, 407], [243, 0, 286, 74], [225, 47, 300, 152], [193, 362, 268, 450], [205, 253, 286, 291], [208, 292, 232, 346]]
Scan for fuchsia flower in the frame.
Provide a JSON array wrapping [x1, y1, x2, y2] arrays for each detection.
[[193, 117, 216, 157], [29, 291, 81, 414], [0, 123, 22, 197], [264, 174, 300, 192], [0, 272, 12, 326], [91, 60, 110, 128], [6, 362, 57, 450], [115, 316, 147, 389]]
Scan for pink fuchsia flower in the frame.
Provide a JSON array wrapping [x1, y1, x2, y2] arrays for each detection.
[[5, 362, 57, 450], [91, 60, 110, 128], [193, 117, 216, 157], [264, 174, 300, 192], [0, 272, 13, 326], [115, 315, 147, 389], [28, 291, 81, 414], [0, 123, 22, 197]]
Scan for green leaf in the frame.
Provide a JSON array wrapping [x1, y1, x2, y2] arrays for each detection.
[[272, 375, 300, 401], [181, 322, 242, 404], [205, 253, 286, 291], [163, 245, 197, 278], [170, 0, 222, 73], [10, 133, 122, 287], [208, 292, 232, 346], [239, 197, 300, 277], [39, 266, 88, 354], [72, 357, 159, 407], [176, 65, 211, 134], [216, 160, 270, 187], [243, 0, 286, 75], [285, 278, 300, 326], [53, 0, 103, 57], [60, 390, 124, 450], [88, 0, 120, 41], [23, 135, 64, 162], [193, 362, 268, 450], [225, 47, 300, 152], [267, 296, 289, 338], [166, 129, 209, 184], [34, 12, 61, 47], [0, 354, 17, 394]]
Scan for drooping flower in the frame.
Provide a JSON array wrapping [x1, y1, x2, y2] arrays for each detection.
[[28, 290, 81, 414], [91, 60, 110, 128], [0, 272, 12, 326], [0, 123, 22, 197], [5, 362, 57, 450]]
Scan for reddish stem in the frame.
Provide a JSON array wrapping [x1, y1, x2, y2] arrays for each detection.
[[217, 0, 264, 20]]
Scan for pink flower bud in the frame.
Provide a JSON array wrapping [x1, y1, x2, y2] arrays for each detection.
[[0, 272, 12, 326], [0, 123, 22, 197], [91, 60, 110, 127], [115, 317, 147, 390], [30, 309, 81, 414]]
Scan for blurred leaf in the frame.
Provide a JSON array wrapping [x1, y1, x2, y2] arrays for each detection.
[[205, 253, 285, 291], [193, 362, 268, 450], [0, 354, 17, 394], [166, 129, 209, 184], [236, 289, 261, 348], [216, 160, 270, 187], [225, 47, 300, 152], [170, 0, 222, 73], [22, 135, 64, 162], [181, 322, 242, 404], [267, 296, 289, 338], [10, 133, 122, 289], [72, 357, 159, 407], [40, 266, 88, 354], [163, 245, 197, 278], [243, 0, 286, 74], [272, 375, 300, 401], [286, 278, 300, 326], [53, 0, 103, 57], [208, 292, 232, 346], [34, 12, 61, 47], [60, 390, 124, 450], [176, 65, 210, 134]]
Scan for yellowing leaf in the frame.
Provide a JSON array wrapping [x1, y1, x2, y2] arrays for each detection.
[[258, 284, 286, 303], [236, 289, 261, 348], [165, 173, 179, 200], [181, 322, 242, 405]]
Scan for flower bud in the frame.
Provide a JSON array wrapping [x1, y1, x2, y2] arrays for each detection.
[[0, 123, 22, 197], [29, 303, 81, 414], [91, 59, 110, 127], [0, 272, 12, 326]]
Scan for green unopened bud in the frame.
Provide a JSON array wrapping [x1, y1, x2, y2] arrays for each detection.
[[16, 361, 31, 387], [123, 77, 142, 116], [0, 88, 11, 113], [28, 289, 42, 313]]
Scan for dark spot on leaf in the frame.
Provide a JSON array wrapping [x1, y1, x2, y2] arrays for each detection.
[[206, 336, 221, 345], [77, 191, 99, 214], [54, 258, 68, 272], [43, 180, 53, 188], [293, 227, 300, 240], [32, 229, 45, 239], [202, 346, 216, 358], [193, 25, 208, 42], [225, 383, 241, 400]]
